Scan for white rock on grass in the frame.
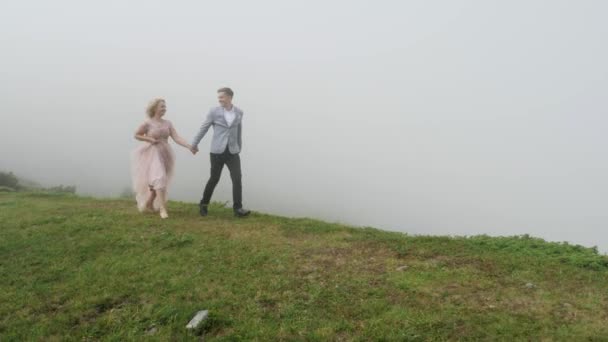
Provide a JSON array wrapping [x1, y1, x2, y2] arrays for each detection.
[[146, 326, 158, 335], [186, 310, 209, 330]]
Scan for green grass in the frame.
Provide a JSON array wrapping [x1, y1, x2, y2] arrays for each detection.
[[1, 192, 607, 341]]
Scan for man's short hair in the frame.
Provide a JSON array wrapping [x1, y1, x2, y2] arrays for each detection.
[[218, 87, 234, 97]]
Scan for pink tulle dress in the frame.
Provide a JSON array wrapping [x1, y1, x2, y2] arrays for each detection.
[[131, 119, 175, 211]]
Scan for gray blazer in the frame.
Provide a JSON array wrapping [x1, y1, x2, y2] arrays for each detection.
[[192, 106, 243, 154]]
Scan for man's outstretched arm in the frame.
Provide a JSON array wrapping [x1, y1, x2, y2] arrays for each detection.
[[191, 110, 214, 151]]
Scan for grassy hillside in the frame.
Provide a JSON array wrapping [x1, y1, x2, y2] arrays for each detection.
[[1, 192, 607, 341]]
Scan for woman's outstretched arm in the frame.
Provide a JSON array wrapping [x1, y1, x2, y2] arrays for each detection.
[[169, 123, 192, 150]]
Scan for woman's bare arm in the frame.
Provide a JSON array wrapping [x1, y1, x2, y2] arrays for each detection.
[[134, 122, 157, 144], [170, 123, 192, 150]]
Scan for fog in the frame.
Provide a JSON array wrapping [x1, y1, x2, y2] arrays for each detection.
[[1, 1, 607, 252]]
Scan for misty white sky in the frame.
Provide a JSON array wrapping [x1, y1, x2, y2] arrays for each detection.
[[1, 1, 607, 251]]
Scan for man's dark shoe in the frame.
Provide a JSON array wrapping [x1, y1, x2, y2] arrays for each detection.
[[199, 204, 208, 217], [234, 208, 251, 217]]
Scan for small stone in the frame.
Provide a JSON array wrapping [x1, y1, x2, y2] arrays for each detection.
[[562, 302, 573, 308], [186, 310, 209, 330], [396, 265, 409, 271], [524, 282, 536, 289], [146, 326, 158, 335]]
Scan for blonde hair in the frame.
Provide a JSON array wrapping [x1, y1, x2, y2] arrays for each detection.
[[146, 98, 165, 118]]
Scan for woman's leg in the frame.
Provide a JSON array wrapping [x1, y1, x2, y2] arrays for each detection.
[[145, 188, 157, 211], [157, 188, 168, 218]]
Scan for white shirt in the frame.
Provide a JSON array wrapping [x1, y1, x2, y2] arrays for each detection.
[[223, 106, 236, 126]]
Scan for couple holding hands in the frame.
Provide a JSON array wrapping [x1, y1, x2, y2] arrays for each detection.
[[131, 87, 250, 219]]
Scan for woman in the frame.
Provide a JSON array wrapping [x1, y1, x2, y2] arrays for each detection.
[[131, 98, 192, 218]]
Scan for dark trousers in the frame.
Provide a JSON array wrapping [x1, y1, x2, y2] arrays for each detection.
[[201, 145, 242, 209]]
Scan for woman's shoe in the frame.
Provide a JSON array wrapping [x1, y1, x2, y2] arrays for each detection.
[[160, 208, 169, 219]]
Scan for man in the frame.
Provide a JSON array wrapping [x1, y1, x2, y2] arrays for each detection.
[[191, 87, 251, 217]]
